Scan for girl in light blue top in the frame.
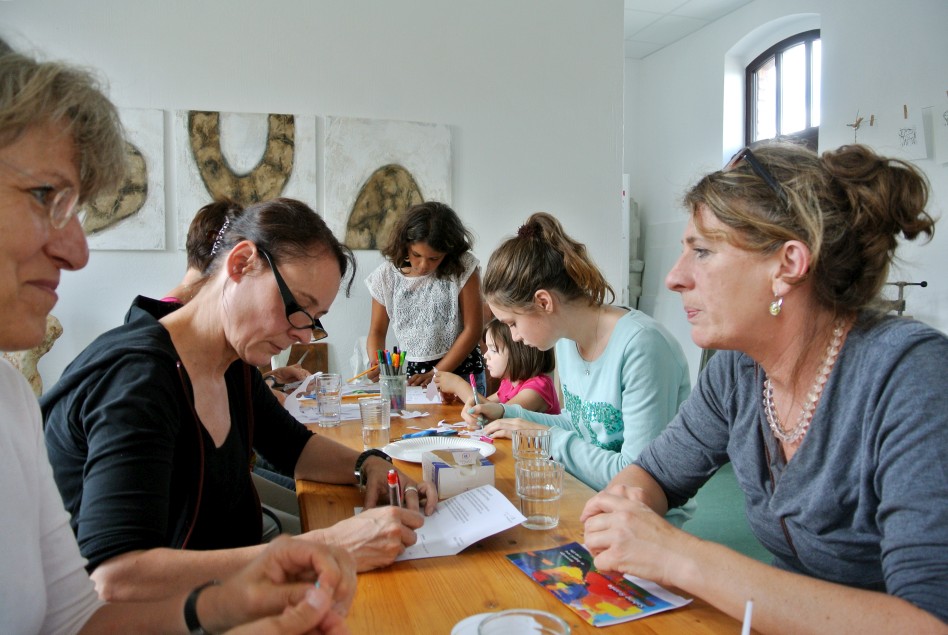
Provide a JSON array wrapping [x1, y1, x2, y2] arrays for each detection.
[[468, 213, 692, 524]]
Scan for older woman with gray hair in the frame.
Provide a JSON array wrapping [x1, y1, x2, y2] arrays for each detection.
[[0, 50, 354, 634], [582, 142, 947, 633]]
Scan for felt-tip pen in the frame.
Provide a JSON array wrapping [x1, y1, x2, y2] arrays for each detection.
[[387, 469, 402, 507], [469, 373, 488, 427]]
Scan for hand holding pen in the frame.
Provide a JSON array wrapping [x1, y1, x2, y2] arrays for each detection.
[[469, 373, 488, 427], [387, 469, 403, 507], [360, 458, 438, 515]]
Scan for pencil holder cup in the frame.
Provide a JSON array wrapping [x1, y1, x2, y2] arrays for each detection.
[[380, 373, 407, 412]]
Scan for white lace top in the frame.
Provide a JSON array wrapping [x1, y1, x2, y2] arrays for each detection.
[[365, 251, 479, 363]]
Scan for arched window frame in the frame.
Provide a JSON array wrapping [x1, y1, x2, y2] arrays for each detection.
[[745, 29, 820, 150]]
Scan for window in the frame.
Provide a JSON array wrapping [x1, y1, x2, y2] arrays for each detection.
[[745, 30, 820, 150]]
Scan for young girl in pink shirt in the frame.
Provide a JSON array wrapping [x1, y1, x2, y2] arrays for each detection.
[[435, 319, 560, 415]]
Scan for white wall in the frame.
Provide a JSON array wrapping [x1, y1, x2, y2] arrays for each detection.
[[0, 0, 625, 383], [626, 0, 948, 384]]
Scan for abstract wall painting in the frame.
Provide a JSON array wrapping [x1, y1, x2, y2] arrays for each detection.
[[174, 111, 317, 248], [84, 108, 165, 250], [324, 117, 451, 250]]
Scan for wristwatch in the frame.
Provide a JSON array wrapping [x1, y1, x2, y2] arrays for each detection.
[[354, 449, 392, 489]]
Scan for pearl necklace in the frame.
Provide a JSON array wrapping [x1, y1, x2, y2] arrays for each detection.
[[763, 318, 846, 444], [576, 307, 604, 376]]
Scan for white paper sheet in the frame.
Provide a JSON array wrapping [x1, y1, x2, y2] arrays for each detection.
[[395, 485, 525, 561]]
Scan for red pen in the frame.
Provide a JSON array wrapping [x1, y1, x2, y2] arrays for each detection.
[[387, 469, 402, 507], [477, 435, 494, 444]]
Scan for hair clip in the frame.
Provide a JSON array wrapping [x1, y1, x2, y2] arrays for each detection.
[[210, 218, 231, 256]]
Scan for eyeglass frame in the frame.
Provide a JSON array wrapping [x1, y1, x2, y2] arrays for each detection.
[[0, 157, 81, 229], [258, 247, 328, 341], [724, 147, 790, 209]]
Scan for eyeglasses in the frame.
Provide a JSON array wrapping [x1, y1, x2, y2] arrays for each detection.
[[258, 247, 328, 341], [0, 158, 80, 229], [724, 147, 789, 209]]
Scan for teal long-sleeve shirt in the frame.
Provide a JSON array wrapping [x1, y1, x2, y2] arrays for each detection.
[[502, 308, 694, 525]]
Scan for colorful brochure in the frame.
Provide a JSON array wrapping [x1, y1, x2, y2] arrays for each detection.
[[506, 542, 691, 626]]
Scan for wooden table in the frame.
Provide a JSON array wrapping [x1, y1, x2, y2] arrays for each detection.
[[298, 405, 743, 634]]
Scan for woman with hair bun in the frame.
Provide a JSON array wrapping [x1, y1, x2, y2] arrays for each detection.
[[469, 212, 692, 522], [582, 142, 948, 633]]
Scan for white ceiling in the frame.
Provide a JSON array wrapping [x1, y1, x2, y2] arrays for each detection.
[[624, 0, 754, 59]]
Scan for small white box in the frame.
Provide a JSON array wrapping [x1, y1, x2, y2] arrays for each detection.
[[422, 448, 495, 499]]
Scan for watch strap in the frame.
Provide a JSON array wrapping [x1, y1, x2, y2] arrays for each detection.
[[184, 579, 220, 634]]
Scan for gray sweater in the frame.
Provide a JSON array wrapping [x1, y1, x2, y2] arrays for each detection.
[[636, 314, 948, 622]]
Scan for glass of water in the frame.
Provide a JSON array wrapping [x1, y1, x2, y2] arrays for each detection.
[[359, 397, 391, 450], [315, 373, 341, 427], [515, 459, 565, 530], [513, 428, 552, 460]]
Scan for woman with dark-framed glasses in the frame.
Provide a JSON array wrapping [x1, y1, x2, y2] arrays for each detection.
[[581, 142, 947, 633], [42, 197, 437, 603]]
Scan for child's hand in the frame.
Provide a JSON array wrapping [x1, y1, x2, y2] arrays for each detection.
[[462, 401, 504, 426], [481, 417, 546, 439], [432, 371, 470, 399]]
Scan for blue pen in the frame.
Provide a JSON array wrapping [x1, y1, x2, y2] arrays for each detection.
[[400, 429, 437, 439], [397, 429, 458, 440]]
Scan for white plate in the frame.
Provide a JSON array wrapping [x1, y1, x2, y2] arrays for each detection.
[[383, 436, 496, 463]]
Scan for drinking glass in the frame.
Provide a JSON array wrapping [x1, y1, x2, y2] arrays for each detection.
[[359, 397, 391, 450], [477, 609, 570, 634], [315, 373, 342, 427], [513, 428, 552, 460], [515, 459, 565, 530], [379, 373, 408, 412]]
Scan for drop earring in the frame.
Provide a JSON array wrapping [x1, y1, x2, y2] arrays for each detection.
[[769, 295, 783, 317]]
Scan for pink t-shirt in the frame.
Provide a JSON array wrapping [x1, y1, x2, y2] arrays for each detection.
[[496, 374, 561, 415]]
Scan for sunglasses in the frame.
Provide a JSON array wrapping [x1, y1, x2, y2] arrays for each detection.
[[724, 147, 789, 208], [258, 247, 328, 341], [0, 158, 80, 229]]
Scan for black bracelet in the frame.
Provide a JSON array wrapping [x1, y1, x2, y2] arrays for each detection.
[[353, 448, 392, 488], [184, 579, 220, 634]]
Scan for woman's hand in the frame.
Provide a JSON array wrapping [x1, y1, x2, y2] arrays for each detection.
[[264, 365, 310, 405], [308, 506, 425, 572], [202, 537, 356, 633], [581, 485, 697, 587], [480, 416, 546, 439], [461, 401, 505, 426], [407, 370, 434, 387], [265, 365, 310, 388], [225, 586, 350, 635], [360, 456, 437, 515]]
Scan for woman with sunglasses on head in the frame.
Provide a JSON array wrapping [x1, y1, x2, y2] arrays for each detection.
[[42, 196, 437, 603], [0, 50, 359, 634], [581, 142, 948, 633]]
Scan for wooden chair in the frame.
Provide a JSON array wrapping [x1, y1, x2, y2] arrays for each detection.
[[259, 342, 328, 375]]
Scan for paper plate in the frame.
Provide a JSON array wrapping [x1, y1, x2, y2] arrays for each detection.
[[383, 436, 496, 463]]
